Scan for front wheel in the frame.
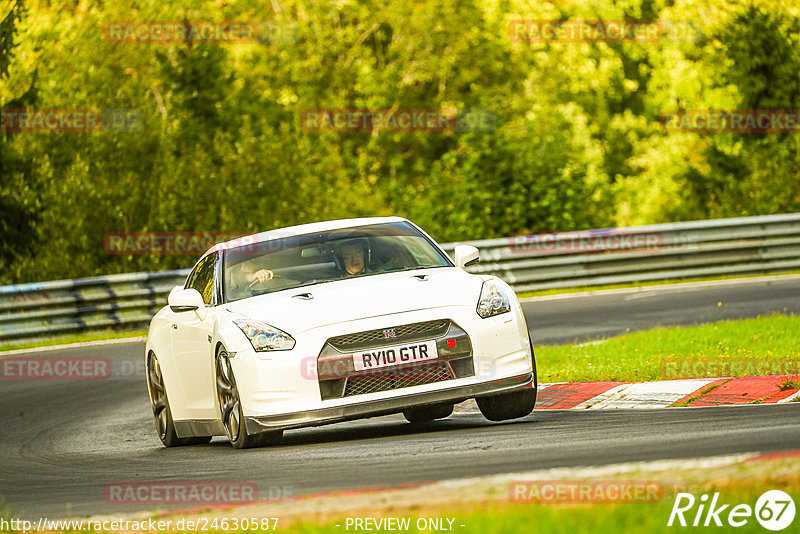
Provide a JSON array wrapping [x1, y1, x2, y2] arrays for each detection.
[[476, 388, 536, 421], [403, 403, 454, 424], [215, 346, 283, 449], [477, 338, 538, 422]]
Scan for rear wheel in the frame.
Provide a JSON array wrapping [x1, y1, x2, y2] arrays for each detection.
[[403, 402, 454, 424], [147, 352, 211, 447], [477, 337, 538, 422], [215, 346, 283, 449]]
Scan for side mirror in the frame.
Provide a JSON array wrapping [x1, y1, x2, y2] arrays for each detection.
[[168, 286, 205, 312], [454, 245, 479, 269]]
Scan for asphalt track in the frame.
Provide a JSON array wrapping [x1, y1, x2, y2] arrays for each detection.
[[1, 277, 798, 519]]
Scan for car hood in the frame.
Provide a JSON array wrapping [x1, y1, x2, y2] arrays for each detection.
[[224, 268, 483, 334]]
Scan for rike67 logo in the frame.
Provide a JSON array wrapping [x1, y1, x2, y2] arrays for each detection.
[[668, 491, 795, 531]]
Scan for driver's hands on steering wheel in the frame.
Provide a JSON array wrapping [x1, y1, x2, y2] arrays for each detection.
[[252, 269, 275, 282]]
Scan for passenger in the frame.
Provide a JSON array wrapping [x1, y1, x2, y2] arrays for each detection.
[[338, 240, 370, 277]]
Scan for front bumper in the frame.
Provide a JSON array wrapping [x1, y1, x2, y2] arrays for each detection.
[[231, 303, 533, 423], [245, 371, 534, 433]]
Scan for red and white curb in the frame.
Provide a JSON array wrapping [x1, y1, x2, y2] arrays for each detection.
[[456, 375, 799, 412]]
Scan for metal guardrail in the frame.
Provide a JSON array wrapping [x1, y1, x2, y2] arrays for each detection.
[[0, 270, 190, 346], [2, 213, 799, 346], [456, 212, 800, 292]]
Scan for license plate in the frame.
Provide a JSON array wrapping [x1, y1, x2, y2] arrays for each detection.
[[352, 340, 439, 371]]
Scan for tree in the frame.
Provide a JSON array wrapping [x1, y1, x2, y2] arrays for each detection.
[[0, 0, 40, 280]]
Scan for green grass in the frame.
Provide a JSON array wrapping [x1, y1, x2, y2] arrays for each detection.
[[517, 270, 800, 299], [780, 377, 800, 390], [0, 329, 146, 352], [535, 315, 800, 382], [286, 503, 679, 534], [670, 380, 729, 407], [262, 480, 799, 534], [5, 491, 793, 534]]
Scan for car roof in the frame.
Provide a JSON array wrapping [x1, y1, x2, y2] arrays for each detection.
[[200, 216, 410, 259]]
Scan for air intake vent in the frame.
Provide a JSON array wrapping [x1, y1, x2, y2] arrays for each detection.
[[342, 361, 455, 397]]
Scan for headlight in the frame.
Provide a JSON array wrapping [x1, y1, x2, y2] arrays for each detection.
[[476, 280, 511, 318], [233, 319, 296, 351]]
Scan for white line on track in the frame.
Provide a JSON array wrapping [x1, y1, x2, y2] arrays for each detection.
[[521, 274, 800, 302], [0, 336, 146, 358], [434, 452, 760, 488]]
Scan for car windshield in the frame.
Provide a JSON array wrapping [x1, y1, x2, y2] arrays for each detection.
[[222, 221, 452, 302]]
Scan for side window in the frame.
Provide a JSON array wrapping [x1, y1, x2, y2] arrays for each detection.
[[185, 254, 217, 305]]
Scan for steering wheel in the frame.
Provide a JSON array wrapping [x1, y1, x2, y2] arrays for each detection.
[[247, 274, 281, 295]]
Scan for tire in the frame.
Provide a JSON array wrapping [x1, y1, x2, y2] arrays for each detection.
[[147, 352, 212, 447], [476, 388, 536, 421], [476, 337, 538, 422], [215, 346, 283, 449], [403, 402, 454, 424]]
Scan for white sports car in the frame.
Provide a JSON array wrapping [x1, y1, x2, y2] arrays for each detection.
[[145, 217, 537, 448]]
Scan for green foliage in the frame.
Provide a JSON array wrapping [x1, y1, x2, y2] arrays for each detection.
[[2, 0, 800, 283], [0, 0, 23, 78], [0, 0, 40, 275]]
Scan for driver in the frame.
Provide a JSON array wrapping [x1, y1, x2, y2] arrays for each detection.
[[251, 267, 276, 283]]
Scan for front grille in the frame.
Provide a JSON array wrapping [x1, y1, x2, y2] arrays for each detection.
[[342, 361, 454, 397], [328, 319, 450, 351]]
